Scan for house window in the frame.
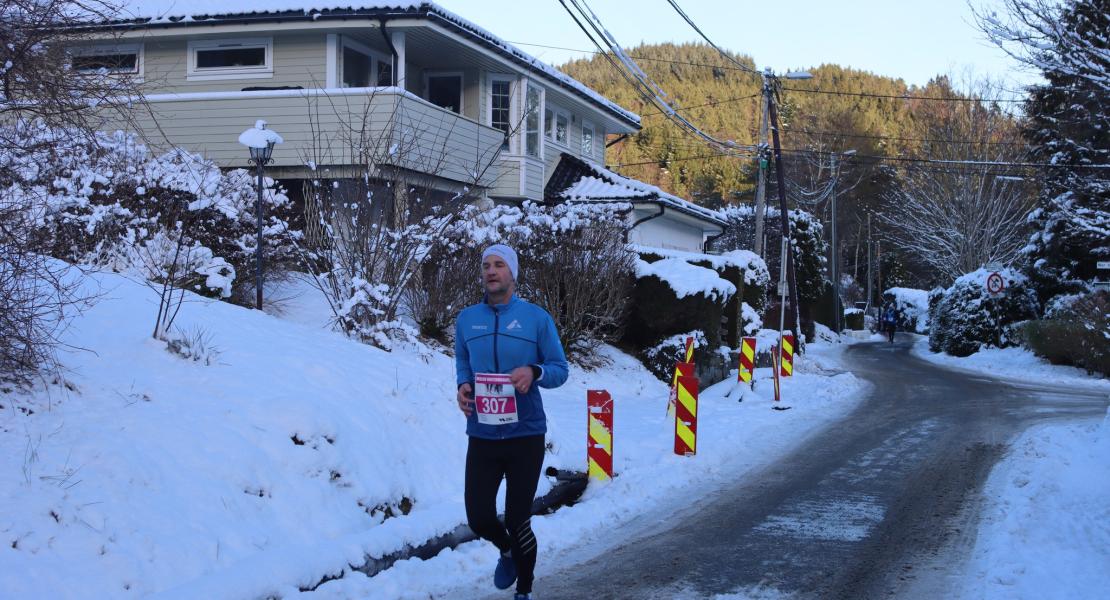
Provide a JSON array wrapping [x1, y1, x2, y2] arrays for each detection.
[[581, 120, 595, 157], [71, 43, 142, 76], [545, 104, 570, 146], [342, 46, 371, 87], [426, 72, 463, 114], [525, 83, 543, 158], [376, 59, 393, 86], [489, 77, 513, 150], [187, 38, 272, 80]]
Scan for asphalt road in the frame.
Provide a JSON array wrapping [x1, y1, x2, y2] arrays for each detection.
[[528, 336, 1108, 600]]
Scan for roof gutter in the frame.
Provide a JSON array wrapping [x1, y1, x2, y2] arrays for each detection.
[[626, 203, 665, 243]]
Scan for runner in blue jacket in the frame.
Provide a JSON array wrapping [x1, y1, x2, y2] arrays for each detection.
[[455, 244, 568, 600]]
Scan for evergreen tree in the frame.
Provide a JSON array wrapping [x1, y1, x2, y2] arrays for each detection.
[[981, 0, 1110, 302]]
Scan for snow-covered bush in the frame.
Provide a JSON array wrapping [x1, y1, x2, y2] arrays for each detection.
[[883, 287, 930, 333], [640, 330, 707, 382], [406, 201, 634, 359], [928, 268, 1039, 357], [4, 122, 300, 306], [626, 252, 735, 353], [1023, 290, 1110, 377]]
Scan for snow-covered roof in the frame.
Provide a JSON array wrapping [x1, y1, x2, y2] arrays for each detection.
[[84, 2, 641, 129], [549, 154, 727, 227]]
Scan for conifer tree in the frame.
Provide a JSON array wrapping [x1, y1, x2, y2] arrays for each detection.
[[980, 0, 1110, 302]]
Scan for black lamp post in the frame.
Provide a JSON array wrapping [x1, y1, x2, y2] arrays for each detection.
[[239, 121, 282, 310]]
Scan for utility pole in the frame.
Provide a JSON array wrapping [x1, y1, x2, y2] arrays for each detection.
[[767, 86, 802, 346], [830, 159, 839, 333], [866, 212, 873, 311], [752, 69, 771, 257]]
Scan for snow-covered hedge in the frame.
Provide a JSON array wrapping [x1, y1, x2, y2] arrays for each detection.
[[640, 330, 707, 382], [928, 268, 1039, 356], [4, 121, 300, 303], [883, 286, 931, 333], [1023, 291, 1110, 376], [409, 201, 634, 359]]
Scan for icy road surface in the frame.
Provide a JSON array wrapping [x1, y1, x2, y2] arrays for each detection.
[[526, 336, 1108, 600]]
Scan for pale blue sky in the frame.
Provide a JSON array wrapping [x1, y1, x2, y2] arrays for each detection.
[[435, 0, 1036, 90]]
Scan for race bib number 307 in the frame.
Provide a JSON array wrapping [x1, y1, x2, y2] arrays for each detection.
[[474, 373, 519, 425]]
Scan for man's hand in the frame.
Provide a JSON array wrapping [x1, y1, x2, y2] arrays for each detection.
[[509, 366, 534, 394], [457, 383, 474, 416]]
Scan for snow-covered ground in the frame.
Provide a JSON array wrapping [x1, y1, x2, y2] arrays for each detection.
[[0, 267, 868, 599], [910, 335, 1110, 392], [961, 411, 1110, 599]]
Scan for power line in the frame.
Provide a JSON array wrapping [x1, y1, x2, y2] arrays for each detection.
[[639, 92, 761, 118], [609, 147, 1108, 171], [780, 85, 1025, 104], [663, 0, 762, 77], [506, 39, 759, 73], [557, 0, 757, 154], [784, 128, 1029, 147], [506, 39, 1026, 105]]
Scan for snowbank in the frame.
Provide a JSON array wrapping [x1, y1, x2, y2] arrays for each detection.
[[963, 410, 1110, 598], [911, 337, 1110, 392]]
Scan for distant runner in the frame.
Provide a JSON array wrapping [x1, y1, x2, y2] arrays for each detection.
[[455, 244, 568, 600], [882, 304, 898, 343]]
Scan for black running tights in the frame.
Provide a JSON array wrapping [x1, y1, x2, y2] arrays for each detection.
[[464, 434, 545, 594]]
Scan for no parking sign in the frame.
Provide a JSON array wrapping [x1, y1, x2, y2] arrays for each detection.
[[986, 272, 1005, 296]]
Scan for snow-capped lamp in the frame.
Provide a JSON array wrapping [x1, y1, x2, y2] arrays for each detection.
[[238, 119, 284, 166], [238, 120, 284, 311]]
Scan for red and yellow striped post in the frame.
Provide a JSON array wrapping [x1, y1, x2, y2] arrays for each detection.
[[667, 361, 694, 417], [673, 375, 698, 456], [587, 390, 613, 481], [737, 336, 756, 386], [779, 334, 795, 377], [683, 336, 695, 364]]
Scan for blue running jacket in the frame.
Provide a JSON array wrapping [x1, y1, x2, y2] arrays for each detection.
[[455, 295, 569, 439]]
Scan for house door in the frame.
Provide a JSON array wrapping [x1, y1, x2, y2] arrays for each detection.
[[426, 73, 462, 114]]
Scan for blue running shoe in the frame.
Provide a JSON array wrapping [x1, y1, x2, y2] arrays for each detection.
[[494, 551, 517, 590], [514, 594, 532, 600]]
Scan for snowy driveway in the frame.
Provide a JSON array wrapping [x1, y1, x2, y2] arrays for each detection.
[[525, 337, 1108, 600]]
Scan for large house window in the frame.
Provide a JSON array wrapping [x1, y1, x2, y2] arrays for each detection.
[[525, 83, 543, 158], [426, 72, 463, 114], [340, 37, 392, 88], [342, 45, 371, 87], [187, 37, 272, 80], [71, 43, 143, 76], [545, 104, 570, 146], [377, 59, 393, 86], [581, 120, 596, 157], [489, 76, 513, 150]]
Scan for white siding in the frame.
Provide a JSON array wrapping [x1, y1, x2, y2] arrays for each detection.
[[629, 213, 706, 253]]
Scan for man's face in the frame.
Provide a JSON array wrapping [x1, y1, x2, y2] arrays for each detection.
[[482, 255, 513, 295]]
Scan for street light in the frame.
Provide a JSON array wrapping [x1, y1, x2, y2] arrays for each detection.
[[238, 120, 283, 310]]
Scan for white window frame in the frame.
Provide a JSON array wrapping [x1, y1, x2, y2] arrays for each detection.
[[187, 37, 273, 81], [423, 70, 465, 114], [486, 73, 516, 152], [545, 102, 572, 148], [338, 36, 391, 88], [581, 119, 596, 158], [524, 80, 545, 160], [71, 43, 144, 78]]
